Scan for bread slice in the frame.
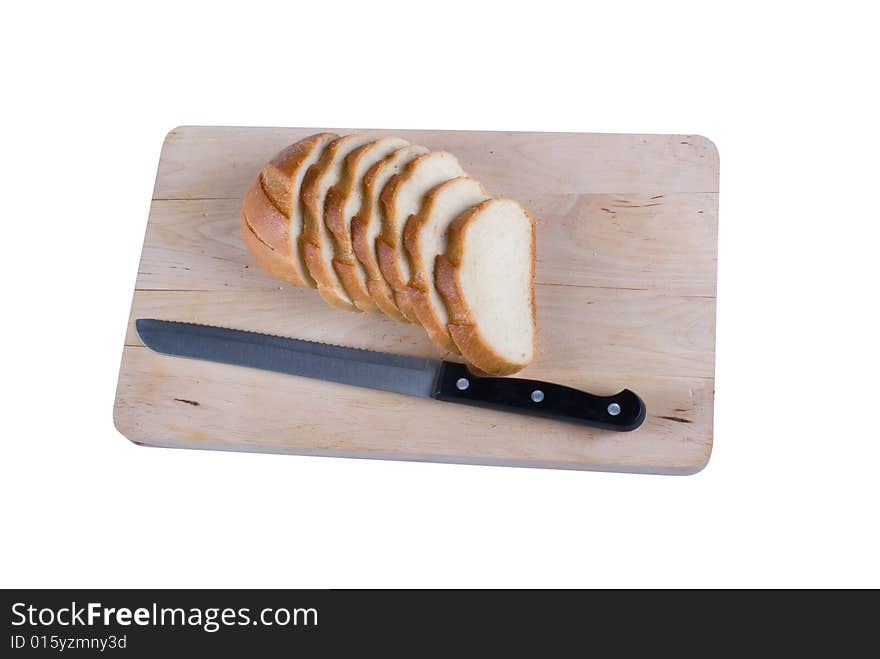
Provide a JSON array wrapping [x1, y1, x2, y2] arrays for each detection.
[[377, 151, 466, 322], [300, 134, 376, 310], [350, 144, 430, 321], [435, 198, 536, 375], [241, 132, 337, 286], [404, 177, 490, 353], [324, 137, 409, 312]]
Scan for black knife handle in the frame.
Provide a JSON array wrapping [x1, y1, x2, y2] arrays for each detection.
[[432, 362, 646, 431]]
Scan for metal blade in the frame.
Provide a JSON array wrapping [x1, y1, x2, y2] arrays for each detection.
[[135, 319, 441, 398]]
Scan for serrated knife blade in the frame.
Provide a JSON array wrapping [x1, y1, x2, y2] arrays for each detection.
[[134, 318, 646, 431], [135, 318, 440, 398]]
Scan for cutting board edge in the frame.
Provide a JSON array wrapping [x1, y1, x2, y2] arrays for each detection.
[[112, 401, 713, 477], [116, 434, 713, 476]]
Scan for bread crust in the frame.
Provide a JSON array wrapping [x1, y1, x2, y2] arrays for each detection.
[[240, 177, 309, 285], [435, 199, 537, 375], [403, 177, 488, 354], [374, 230, 417, 321], [408, 289, 458, 352], [240, 205, 302, 285], [326, 176, 375, 311], [324, 139, 405, 313], [299, 237, 356, 310], [262, 133, 335, 222], [352, 197, 405, 319], [349, 146, 429, 322], [376, 172, 418, 321], [241, 132, 337, 288], [300, 135, 369, 312], [377, 152, 467, 323]]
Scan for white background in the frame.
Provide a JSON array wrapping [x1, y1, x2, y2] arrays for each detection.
[[2, 1, 878, 588]]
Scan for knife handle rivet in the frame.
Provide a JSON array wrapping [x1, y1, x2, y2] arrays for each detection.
[[607, 403, 621, 416], [531, 390, 545, 403], [456, 378, 470, 391]]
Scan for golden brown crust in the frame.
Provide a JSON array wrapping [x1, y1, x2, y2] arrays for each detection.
[[300, 237, 357, 310], [349, 210, 374, 279], [241, 133, 337, 288], [299, 136, 359, 312], [405, 209, 460, 352], [324, 142, 377, 312], [376, 174, 406, 289], [435, 199, 537, 375], [324, 142, 370, 256], [299, 158, 331, 259], [350, 152, 416, 322], [375, 235, 418, 321], [401, 199, 428, 290], [395, 290, 417, 321], [352, 217, 407, 321], [434, 251, 472, 326], [366, 280, 408, 321], [243, 177, 289, 257], [323, 183, 349, 254], [240, 208, 301, 285], [333, 260, 377, 312], [240, 178, 308, 286], [261, 133, 334, 218], [376, 171, 420, 322], [402, 177, 487, 354], [408, 288, 459, 353]]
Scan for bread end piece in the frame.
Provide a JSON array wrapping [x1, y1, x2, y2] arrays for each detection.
[[240, 178, 309, 286], [436, 199, 537, 375]]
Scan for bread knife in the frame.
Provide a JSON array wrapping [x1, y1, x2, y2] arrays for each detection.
[[135, 319, 646, 431]]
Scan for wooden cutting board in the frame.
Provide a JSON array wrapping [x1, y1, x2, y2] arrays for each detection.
[[114, 126, 718, 474]]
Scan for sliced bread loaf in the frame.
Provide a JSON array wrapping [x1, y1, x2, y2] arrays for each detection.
[[241, 132, 337, 286], [377, 151, 466, 322], [301, 134, 377, 310], [350, 144, 430, 321], [324, 136, 409, 312], [404, 177, 489, 353], [435, 198, 536, 375]]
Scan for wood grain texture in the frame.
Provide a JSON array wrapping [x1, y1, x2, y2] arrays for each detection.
[[116, 126, 719, 474]]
